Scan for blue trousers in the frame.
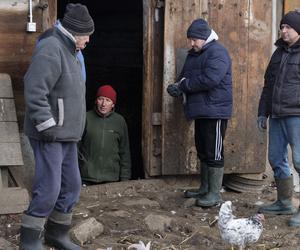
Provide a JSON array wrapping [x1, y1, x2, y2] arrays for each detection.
[[269, 117, 300, 179], [26, 139, 81, 217]]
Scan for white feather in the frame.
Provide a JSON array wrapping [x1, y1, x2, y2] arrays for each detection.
[[128, 240, 151, 250]]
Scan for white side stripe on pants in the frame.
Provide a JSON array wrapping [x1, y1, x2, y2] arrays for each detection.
[[215, 119, 222, 160]]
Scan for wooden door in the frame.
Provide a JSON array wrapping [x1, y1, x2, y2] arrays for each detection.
[[162, 0, 209, 175], [161, 0, 272, 175]]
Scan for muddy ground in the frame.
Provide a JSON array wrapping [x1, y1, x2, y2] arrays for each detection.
[[1, 175, 300, 250]]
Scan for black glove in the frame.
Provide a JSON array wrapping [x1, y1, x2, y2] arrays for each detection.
[[40, 129, 56, 142], [167, 83, 182, 97], [257, 116, 267, 132]]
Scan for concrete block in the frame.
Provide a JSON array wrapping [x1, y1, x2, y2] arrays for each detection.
[[70, 217, 104, 246]]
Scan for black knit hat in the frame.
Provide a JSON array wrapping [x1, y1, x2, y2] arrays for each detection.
[[62, 3, 94, 36], [280, 10, 300, 34], [187, 18, 211, 40]]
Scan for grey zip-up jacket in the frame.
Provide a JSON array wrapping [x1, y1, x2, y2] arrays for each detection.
[[24, 27, 86, 141]]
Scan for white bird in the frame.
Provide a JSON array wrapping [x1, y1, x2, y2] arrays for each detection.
[[128, 240, 151, 250], [218, 201, 264, 250]]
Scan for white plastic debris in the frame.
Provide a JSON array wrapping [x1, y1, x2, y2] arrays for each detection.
[[255, 201, 264, 206]]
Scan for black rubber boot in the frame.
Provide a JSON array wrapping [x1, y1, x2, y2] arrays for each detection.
[[195, 167, 224, 207], [259, 177, 296, 215], [19, 214, 45, 250], [44, 211, 81, 250], [184, 163, 208, 198]]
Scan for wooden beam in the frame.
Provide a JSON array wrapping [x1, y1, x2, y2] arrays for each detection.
[[0, 187, 29, 214], [0, 168, 9, 188], [0, 73, 13, 98], [0, 143, 23, 166], [8, 166, 26, 188], [0, 99, 17, 122]]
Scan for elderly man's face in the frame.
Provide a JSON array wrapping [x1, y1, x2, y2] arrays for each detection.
[[74, 35, 90, 50], [281, 24, 300, 46], [96, 96, 115, 116], [188, 38, 206, 52]]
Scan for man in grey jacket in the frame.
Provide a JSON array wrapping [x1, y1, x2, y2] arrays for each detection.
[[20, 4, 94, 250], [258, 10, 300, 226]]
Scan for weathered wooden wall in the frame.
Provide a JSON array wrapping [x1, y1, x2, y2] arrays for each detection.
[[209, 0, 272, 173], [143, 0, 273, 176], [284, 0, 300, 12], [0, 0, 56, 129], [162, 0, 209, 175]]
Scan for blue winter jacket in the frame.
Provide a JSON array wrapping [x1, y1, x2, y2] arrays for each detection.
[[179, 40, 232, 120]]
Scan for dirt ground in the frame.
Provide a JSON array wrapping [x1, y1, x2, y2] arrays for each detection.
[[1, 176, 300, 250]]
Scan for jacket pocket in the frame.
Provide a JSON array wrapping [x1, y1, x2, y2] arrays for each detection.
[[286, 60, 300, 84], [57, 98, 64, 126]]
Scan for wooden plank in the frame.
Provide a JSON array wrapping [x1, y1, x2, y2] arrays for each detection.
[[0, 143, 23, 166], [0, 168, 9, 188], [0, 73, 13, 98], [0, 3, 42, 33], [41, 0, 57, 32], [208, 0, 271, 174], [0, 1, 45, 132], [8, 166, 26, 188], [243, 0, 272, 173], [161, 0, 271, 175], [284, 0, 300, 13], [0, 122, 20, 142], [0, 187, 29, 214], [0, 169, 2, 188], [0, 33, 37, 60], [143, 0, 165, 176], [162, 0, 208, 175], [0, 99, 17, 122], [208, 0, 248, 173]]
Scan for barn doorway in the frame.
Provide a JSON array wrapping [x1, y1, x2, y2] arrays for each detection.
[[57, 1, 144, 179]]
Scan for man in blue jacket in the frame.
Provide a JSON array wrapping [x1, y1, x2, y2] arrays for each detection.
[[167, 18, 232, 207]]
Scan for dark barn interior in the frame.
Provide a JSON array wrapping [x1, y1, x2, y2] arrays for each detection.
[[58, 1, 144, 179]]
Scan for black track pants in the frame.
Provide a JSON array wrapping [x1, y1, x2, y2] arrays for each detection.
[[194, 119, 228, 168]]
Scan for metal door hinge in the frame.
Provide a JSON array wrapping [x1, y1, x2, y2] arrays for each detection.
[[155, 0, 164, 22], [156, 0, 164, 8]]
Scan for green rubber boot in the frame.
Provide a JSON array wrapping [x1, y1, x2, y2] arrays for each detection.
[[259, 177, 296, 215], [184, 163, 208, 198], [195, 167, 224, 207]]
